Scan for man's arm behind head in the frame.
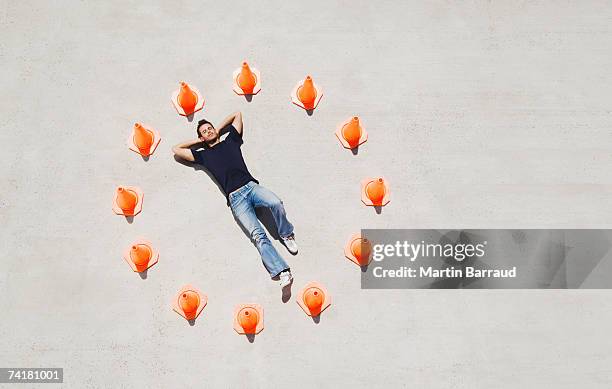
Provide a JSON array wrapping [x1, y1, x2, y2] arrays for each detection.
[[217, 111, 243, 135]]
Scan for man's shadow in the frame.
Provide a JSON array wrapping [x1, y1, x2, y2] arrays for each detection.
[[174, 153, 226, 197]]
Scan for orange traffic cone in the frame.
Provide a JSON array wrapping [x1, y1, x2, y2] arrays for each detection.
[[172, 285, 207, 321], [123, 239, 159, 272], [178, 83, 197, 113], [361, 177, 390, 206], [128, 123, 161, 157], [344, 233, 373, 266], [112, 186, 143, 216], [232, 61, 261, 95], [297, 282, 331, 317], [233, 304, 264, 335], [335, 116, 368, 149], [171, 81, 205, 116], [291, 75, 323, 110]]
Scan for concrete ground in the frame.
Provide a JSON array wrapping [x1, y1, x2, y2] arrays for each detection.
[[2, 1, 612, 388]]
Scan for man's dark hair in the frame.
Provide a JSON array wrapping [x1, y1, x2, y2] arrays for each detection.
[[196, 119, 213, 137]]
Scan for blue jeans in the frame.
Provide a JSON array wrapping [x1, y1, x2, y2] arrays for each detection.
[[229, 181, 294, 278]]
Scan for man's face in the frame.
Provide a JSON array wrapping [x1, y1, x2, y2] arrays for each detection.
[[198, 123, 218, 143]]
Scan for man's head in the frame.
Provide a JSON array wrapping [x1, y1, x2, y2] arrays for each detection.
[[196, 119, 219, 145]]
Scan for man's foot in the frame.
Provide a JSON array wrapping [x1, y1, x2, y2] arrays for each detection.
[[282, 234, 298, 255], [279, 270, 293, 289]]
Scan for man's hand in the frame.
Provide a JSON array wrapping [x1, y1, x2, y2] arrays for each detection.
[[217, 111, 243, 135], [172, 139, 201, 162]]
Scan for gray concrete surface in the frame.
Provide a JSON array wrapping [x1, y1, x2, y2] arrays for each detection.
[[2, 1, 612, 388]]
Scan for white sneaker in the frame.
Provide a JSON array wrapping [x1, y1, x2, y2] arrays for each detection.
[[279, 270, 293, 288], [282, 234, 298, 255]]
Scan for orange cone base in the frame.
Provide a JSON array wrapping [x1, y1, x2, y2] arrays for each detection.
[[361, 177, 390, 206], [171, 84, 205, 116], [335, 118, 368, 149], [344, 233, 373, 267], [127, 124, 162, 157], [232, 67, 262, 95], [296, 282, 331, 317], [112, 186, 144, 216], [122, 239, 159, 272], [233, 304, 264, 335], [172, 285, 208, 321], [290, 81, 323, 110]]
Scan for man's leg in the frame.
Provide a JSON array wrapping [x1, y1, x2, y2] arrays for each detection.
[[249, 184, 294, 239], [230, 191, 290, 278]]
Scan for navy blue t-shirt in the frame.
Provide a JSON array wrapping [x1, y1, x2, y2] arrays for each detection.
[[191, 124, 258, 203]]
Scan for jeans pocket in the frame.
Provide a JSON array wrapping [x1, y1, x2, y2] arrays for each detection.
[[229, 192, 244, 211]]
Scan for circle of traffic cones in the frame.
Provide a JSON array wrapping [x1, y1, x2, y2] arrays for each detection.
[[172, 285, 208, 321], [361, 177, 390, 206], [171, 81, 205, 116], [128, 123, 161, 157], [291, 75, 323, 111], [122, 239, 159, 272], [297, 282, 331, 317], [344, 233, 373, 266], [233, 304, 264, 335], [335, 116, 368, 149], [232, 61, 261, 95], [112, 186, 144, 216]]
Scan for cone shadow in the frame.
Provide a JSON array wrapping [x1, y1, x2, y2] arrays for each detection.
[[245, 334, 255, 343], [187, 319, 196, 326], [125, 215, 134, 224], [244, 94, 253, 102], [186, 113, 195, 122], [374, 205, 382, 214], [138, 269, 148, 280], [311, 314, 321, 324], [351, 147, 360, 156], [305, 109, 314, 116], [141, 155, 150, 162]]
